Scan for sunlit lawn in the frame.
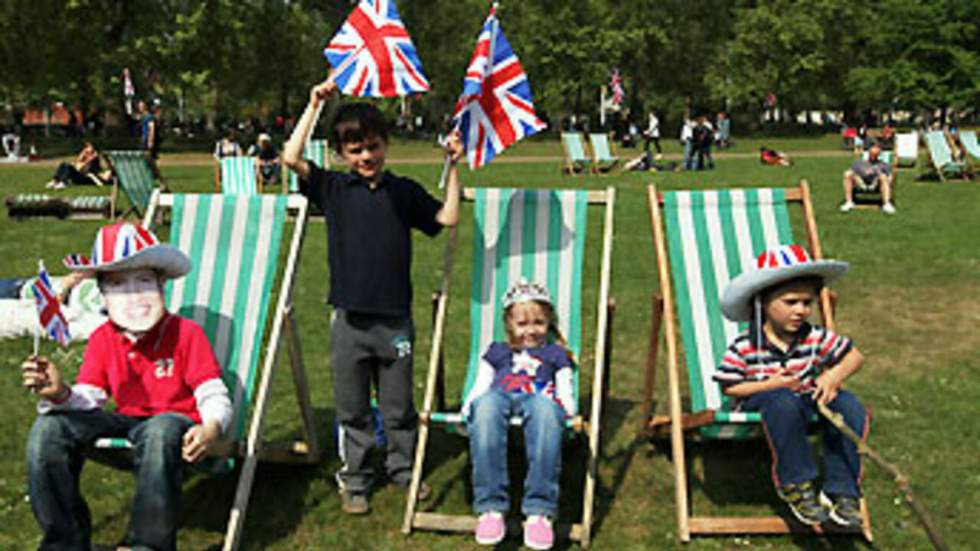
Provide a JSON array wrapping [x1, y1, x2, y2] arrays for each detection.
[[0, 140, 977, 550]]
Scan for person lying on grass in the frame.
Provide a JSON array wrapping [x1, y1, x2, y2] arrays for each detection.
[[461, 279, 577, 550], [714, 244, 869, 529], [22, 222, 230, 551]]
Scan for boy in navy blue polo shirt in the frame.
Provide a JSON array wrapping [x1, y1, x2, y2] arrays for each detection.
[[283, 75, 463, 514], [715, 244, 869, 529]]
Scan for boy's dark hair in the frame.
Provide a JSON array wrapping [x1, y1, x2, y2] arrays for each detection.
[[760, 275, 825, 303], [331, 103, 388, 152]]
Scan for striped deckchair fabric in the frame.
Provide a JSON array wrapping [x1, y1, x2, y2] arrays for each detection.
[[924, 131, 969, 182], [106, 151, 156, 217], [429, 188, 590, 425], [561, 132, 592, 175], [861, 149, 894, 165], [220, 156, 258, 195], [663, 188, 794, 438], [588, 133, 619, 172], [895, 131, 918, 167], [959, 130, 980, 161], [405, 186, 615, 547], [286, 139, 329, 193]]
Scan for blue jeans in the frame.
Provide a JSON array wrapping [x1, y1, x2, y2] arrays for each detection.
[[467, 390, 565, 517], [27, 410, 195, 551], [682, 141, 694, 169], [741, 388, 869, 497]]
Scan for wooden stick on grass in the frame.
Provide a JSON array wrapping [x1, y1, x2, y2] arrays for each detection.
[[817, 402, 950, 551]]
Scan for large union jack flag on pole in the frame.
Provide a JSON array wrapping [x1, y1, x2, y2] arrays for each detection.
[[453, 4, 546, 169], [323, 0, 429, 97], [32, 260, 70, 347]]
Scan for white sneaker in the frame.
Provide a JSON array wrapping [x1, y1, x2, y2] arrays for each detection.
[[839, 201, 855, 212], [882, 202, 896, 214], [45, 180, 58, 189]]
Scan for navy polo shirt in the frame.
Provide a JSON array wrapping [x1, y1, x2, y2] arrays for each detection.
[[301, 162, 443, 316]]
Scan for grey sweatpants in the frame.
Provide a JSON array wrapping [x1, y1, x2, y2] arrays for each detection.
[[331, 308, 418, 494]]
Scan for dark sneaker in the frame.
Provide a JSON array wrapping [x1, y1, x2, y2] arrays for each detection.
[[777, 480, 829, 526], [341, 490, 370, 515], [820, 492, 863, 528]]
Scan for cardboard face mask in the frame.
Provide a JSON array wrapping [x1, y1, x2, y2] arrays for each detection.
[[100, 269, 165, 333]]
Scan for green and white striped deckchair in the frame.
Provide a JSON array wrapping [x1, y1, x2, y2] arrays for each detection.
[[644, 181, 871, 542], [284, 139, 329, 193], [561, 132, 592, 175], [924, 131, 971, 182], [93, 191, 317, 551], [895, 131, 919, 167], [404, 186, 615, 548], [219, 156, 259, 195], [588, 133, 620, 173], [958, 130, 980, 162], [106, 150, 157, 218]]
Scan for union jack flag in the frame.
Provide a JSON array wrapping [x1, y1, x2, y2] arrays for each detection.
[[32, 260, 70, 347], [323, 0, 429, 98], [609, 68, 624, 107], [453, 5, 546, 169]]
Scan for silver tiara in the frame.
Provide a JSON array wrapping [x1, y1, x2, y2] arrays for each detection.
[[502, 278, 552, 309]]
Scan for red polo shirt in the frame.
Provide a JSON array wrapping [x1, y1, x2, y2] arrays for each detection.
[[76, 313, 222, 423]]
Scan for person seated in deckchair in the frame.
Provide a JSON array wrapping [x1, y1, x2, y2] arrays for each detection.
[[840, 141, 895, 214], [22, 221, 231, 551], [714, 245, 868, 529], [759, 146, 792, 166], [248, 133, 280, 187], [461, 280, 576, 550], [45, 141, 113, 189]]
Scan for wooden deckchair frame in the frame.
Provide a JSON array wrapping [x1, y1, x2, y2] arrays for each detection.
[[142, 191, 320, 551], [640, 180, 873, 542], [402, 186, 616, 548]]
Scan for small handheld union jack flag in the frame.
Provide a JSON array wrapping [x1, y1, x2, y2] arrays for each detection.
[[32, 260, 71, 348], [323, 0, 429, 98], [453, 4, 546, 169]]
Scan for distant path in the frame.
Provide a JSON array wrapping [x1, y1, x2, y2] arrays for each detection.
[[4, 149, 855, 168]]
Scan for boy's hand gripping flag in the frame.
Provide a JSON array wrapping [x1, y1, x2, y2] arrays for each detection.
[[323, 0, 429, 97], [32, 260, 71, 347], [452, 4, 546, 169]]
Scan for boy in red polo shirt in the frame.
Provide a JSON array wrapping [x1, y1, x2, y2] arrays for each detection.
[[22, 222, 231, 551]]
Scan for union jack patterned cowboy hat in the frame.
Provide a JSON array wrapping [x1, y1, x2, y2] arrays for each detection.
[[62, 222, 191, 280], [720, 244, 848, 322]]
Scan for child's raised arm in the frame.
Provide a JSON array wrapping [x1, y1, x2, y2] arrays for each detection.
[[282, 76, 337, 182], [435, 131, 463, 227]]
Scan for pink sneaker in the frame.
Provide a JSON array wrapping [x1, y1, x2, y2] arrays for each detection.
[[475, 511, 505, 545], [523, 515, 554, 550]]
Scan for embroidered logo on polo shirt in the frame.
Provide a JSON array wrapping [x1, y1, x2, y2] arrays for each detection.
[[154, 358, 175, 379], [391, 335, 412, 358]]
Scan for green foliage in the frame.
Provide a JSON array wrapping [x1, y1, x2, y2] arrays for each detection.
[[1, 0, 978, 126]]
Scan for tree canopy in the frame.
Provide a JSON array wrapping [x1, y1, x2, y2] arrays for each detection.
[[1, 0, 977, 130]]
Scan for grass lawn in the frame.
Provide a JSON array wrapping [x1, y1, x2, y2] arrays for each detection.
[[0, 140, 977, 550]]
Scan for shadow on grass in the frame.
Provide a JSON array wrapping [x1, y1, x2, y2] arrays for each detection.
[[638, 436, 873, 550]]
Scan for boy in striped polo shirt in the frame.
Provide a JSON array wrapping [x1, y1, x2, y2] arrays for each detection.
[[715, 244, 869, 528]]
